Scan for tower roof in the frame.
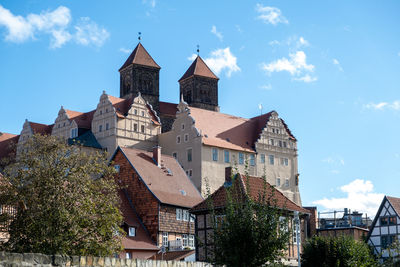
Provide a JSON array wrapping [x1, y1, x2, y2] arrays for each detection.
[[179, 56, 219, 82], [119, 42, 160, 71]]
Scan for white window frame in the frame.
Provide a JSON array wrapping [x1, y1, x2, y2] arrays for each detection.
[[293, 221, 300, 244], [162, 232, 169, 247], [250, 154, 255, 166], [182, 234, 188, 247], [189, 234, 195, 248], [189, 214, 195, 222], [128, 227, 136, 237], [70, 128, 78, 138], [183, 209, 189, 221], [126, 252, 131, 259], [176, 208, 182, 220]]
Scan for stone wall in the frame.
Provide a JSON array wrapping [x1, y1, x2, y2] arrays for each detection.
[[0, 251, 214, 267]]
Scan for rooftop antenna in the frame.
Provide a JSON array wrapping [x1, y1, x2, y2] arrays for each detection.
[[196, 44, 200, 56], [138, 32, 142, 42], [258, 103, 263, 115]]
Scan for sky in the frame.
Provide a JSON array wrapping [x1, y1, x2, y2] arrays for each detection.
[[1, 0, 400, 218]]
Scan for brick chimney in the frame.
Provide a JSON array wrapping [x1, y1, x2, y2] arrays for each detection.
[[153, 146, 161, 167], [225, 167, 232, 183]]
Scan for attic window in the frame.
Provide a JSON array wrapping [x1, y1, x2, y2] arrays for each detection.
[[128, 227, 136, 237], [167, 169, 173, 176], [226, 138, 230, 142], [180, 190, 186, 196], [204, 134, 208, 138]]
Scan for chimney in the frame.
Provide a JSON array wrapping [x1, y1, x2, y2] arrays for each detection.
[[153, 146, 161, 167], [225, 167, 232, 183]]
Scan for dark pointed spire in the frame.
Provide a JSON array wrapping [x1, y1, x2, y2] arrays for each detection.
[[119, 42, 160, 71], [179, 56, 218, 82]]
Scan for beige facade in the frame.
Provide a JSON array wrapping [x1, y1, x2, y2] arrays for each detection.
[[51, 107, 79, 139], [159, 100, 301, 205]]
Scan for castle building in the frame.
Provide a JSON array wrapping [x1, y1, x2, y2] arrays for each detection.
[[1, 41, 302, 206]]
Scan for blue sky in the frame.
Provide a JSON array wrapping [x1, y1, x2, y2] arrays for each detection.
[[1, 0, 400, 217]]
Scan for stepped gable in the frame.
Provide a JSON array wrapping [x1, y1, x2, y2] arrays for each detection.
[[119, 42, 160, 70], [119, 190, 159, 251], [111, 95, 160, 125], [191, 173, 309, 214], [187, 107, 296, 152], [117, 147, 203, 208], [179, 56, 218, 82]]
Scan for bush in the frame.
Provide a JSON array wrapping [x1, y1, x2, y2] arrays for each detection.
[[301, 235, 378, 267]]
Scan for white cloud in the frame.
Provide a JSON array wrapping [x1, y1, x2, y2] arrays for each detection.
[[261, 51, 317, 82], [235, 25, 242, 33], [0, 5, 108, 48], [211, 25, 223, 42], [313, 179, 384, 217], [333, 58, 344, 72], [143, 0, 156, 8], [269, 36, 309, 50], [255, 4, 288, 25], [119, 47, 131, 54], [322, 156, 345, 166], [297, 37, 309, 47], [74, 17, 109, 47], [260, 84, 272, 91], [189, 47, 240, 77], [269, 40, 280, 46], [364, 101, 400, 111]]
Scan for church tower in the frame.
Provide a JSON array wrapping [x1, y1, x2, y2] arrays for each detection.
[[179, 56, 219, 112], [119, 42, 161, 113]]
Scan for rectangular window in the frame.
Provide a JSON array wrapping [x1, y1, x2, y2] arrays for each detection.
[[260, 154, 265, 163], [293, 223, 300, 244], [270, 139, 274, 146], [281, 158, 289, 166], [176, 135, 181, 144], [189, 214, 195, 222], [224, 150, 230, 163], [182, 234, 188, 247], [134, 123, 137, 132], [162, 232, 169, 247], [212, 148, 218, 161], [380, 217, 389, 226], [189, 169, 192, 177], [141, 110, 145, 116], [283, 141, 287, 148], [70, 128, 78, 138], [106, 123, 109, 130], [389, 216, 397, 225], [279, 140, 283, 147], [269, 155, 274, 165], [134, 109, 137, 115], [189, 234, 194, 248], [99, 125, 103, 132], [141, 125, 145, 133], [183, 209, 189, 221], [285, 178, 290, 187], [250, 154, 255, 166], [276, 178, 281, 186], [381, 235, 396, 249], [239, 152, 244, 165], [176, 208, 182, 220], [126, 252, 131, 259], [181, 123, 185, 130], [172, 152, 177, 159], [187, 148, 192, 162], [128, 227, 136, 237], [184, 133, 189, 142]]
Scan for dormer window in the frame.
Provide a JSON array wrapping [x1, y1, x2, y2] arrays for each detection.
[[70, 128, 78, 138], [128, 227, 136, 237]]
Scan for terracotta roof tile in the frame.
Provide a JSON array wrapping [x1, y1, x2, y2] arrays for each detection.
[[187, 107, 296, 152], [119, 43, 160, 70], [159, 101, 178, 117], [29, 122, 53, 135], [191, 173, 309, 214], [118, 147, 203, 208], [72, 110, 95, 129], [0, 132, 19, 161], [179, 56, 218, 82], [119, 190, 159, 251], [151, 250, 195, 261], [64, 109, 84, 119], [387, 196, 400, 216]]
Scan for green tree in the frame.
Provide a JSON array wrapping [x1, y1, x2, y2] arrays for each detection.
[[301, 235, 378, 267], [207, 168, 290, 267], [0, 134, 123, 256]]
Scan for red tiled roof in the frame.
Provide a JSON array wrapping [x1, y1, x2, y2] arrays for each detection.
[[0, 132, 19, 160], [29, 122, 53, 135], [191, 173, 309, 214], [387, 196, 400, 216], [151, 250, 195, 261], [187, 107, 296, 152], [65, 109, 84, 119], [72, 110, 95, 129], [119, 190, 159, 251], [118, 147, 203, 208], [179, 56, 218, 82], [119, 43, 161, 70], [159, 101, 178, 117]]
